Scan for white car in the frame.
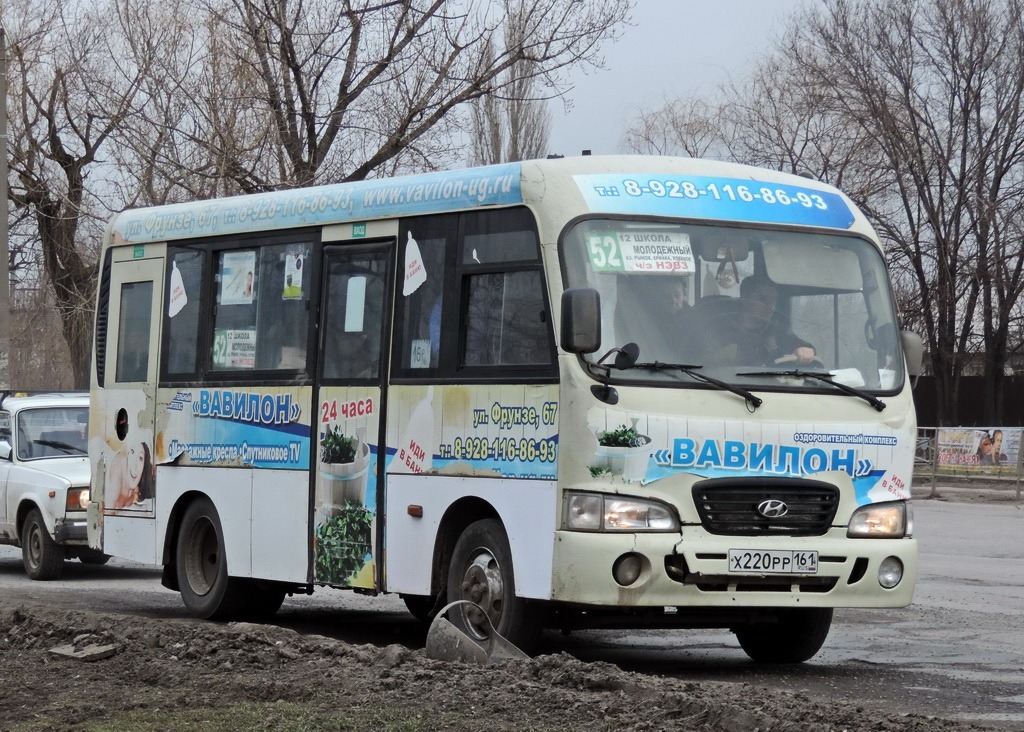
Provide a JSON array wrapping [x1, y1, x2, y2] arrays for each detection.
[[0, 392, 105, 579]]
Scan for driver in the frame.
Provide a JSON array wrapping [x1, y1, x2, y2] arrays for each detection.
[[717, 274, 817, 365]]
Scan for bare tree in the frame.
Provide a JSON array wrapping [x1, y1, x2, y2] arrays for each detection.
[[781, 0, 1024, 424], [4, 0, 150, 388], [620, 96, 726, 159], [131, 0, 630, 193], [623, 0, 1024, 425], [467, 4, 552, 164], [3, 0, 631, 386]]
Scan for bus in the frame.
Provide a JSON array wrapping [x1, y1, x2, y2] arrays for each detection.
[[88, 155, 922, 662]]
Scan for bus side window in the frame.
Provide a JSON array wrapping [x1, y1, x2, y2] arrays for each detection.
[[397, 216, 454, 372], [464, 271, 551, 366], [322, 253, 387, 380], [210, 242, 312, 372], [459, 210, 553, 369], [165, 248, 204, 377], [116, 281, 153, 382]]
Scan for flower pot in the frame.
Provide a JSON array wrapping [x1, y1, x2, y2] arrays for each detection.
[[594, 436, 653, 482], [317, 440, 371, 515]]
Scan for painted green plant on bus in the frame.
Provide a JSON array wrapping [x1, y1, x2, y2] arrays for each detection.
[[597, 424, 650, 448], [314, 505, 372, 584], [321, 424, 357, 464]]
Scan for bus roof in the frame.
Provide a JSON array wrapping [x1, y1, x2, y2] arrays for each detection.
[[107, 156, 859, 246]]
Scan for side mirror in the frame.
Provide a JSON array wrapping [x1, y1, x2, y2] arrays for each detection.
[[901, 331, 924, 387], [0, 440, 12, 461], [560, 288, 601, 355]]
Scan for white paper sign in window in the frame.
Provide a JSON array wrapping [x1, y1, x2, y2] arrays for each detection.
[[168, 261, 188, 318], [403, 232, 427, 296]]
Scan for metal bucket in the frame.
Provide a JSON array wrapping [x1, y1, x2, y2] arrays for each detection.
[[424, 600, 528, 664]]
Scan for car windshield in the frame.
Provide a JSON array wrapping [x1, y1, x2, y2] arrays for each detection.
[[15, 407, 89, 459], [562, 219, 904, 393]]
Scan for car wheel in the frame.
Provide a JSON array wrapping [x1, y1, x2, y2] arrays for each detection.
[[175, 497, 245, 619], [21, 508, 65, 581], [735, 607, 833, 663], [445, 518, 540, 653]]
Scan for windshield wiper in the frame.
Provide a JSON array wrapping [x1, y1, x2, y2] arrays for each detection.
[[632, 361, 763, 410], [33, 439, 85, 455], [736, 369, 886, 412]]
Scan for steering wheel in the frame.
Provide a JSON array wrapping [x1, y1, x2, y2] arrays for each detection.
[[773, 354, 827, 370]]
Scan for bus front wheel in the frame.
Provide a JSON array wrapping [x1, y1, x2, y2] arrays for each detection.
[[445, 518, 539, 653], [734, 607, 833, 663], [176, 497, 245, 619]]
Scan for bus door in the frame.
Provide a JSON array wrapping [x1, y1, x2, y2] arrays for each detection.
[[89, 252, 164, 564], [313, 242, 393, 589]]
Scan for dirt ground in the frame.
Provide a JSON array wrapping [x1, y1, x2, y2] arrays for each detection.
[[2, 481, 1015, 731], [0, 600, 996, 731]]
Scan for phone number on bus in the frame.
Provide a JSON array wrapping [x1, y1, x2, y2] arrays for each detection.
[[621, 179, 831, 210], [440, 436, 558, 463]]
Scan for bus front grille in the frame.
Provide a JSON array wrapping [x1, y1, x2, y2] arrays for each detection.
[[691, 478, 839, 536]]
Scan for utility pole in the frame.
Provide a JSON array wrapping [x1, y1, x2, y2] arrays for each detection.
[[0, 26, 9, 390]]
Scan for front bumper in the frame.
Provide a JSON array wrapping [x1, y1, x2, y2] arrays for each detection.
[[54, 517, 88, 543], [551, 526, 917, 608]]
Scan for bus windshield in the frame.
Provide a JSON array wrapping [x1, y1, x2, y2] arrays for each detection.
[[562, 219, 904, 393]]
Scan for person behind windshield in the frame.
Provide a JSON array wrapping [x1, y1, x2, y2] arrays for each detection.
[[712, 273, 817, 366], [613, 275, 697, 363]]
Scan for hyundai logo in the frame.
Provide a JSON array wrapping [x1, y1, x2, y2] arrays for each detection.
[[757, 499, 789, 518]]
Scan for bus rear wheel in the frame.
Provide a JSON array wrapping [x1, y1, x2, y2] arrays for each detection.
[[445, 518, 539, 653], [244, 581, 287, 620], [734, 608, 833, 663], [176, 497, 245, 619]]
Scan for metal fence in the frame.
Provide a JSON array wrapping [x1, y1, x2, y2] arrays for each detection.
[[914, 426, 1023, 500]]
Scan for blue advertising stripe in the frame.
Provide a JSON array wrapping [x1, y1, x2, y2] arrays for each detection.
[[574, 174, 855, 229], [117, 164, 524, 243]]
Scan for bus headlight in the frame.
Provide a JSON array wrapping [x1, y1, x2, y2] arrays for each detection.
[[564, 492, 679, 532], [66, 488, 91, 512], [847, 501, 908, 538]]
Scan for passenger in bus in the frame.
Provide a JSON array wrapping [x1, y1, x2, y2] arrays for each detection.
[[105, 440, 155, 509], [707, 274, 817, 366]]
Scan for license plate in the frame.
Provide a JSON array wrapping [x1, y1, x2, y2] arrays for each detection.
[[728, 549, 818, 575]]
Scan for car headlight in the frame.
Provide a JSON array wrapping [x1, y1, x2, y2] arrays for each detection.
[[563, 492, 679, 532], [65, 488, 91, 512], [847, 501, 909, 538]]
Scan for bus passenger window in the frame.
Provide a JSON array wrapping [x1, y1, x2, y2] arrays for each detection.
[[116, 281, 153, 382], [211, 242, 312, 372], [165, 249, 204, 376], [322, 252, 387, 381], [399, 232, 447, 370], [464, 271, 552, 367]]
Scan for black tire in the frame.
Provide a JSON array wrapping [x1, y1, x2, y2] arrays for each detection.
[[735, 608, 833, 663], [401, 594, 438, 623], [445, 518, 540, 653], [78, 550, 111, 565], [175, 497, 246, 619], [21, 508, 65, 581], [244, 581, 287, 620]]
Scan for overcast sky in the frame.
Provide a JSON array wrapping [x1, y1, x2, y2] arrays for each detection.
[[547, 1, 810, 157]]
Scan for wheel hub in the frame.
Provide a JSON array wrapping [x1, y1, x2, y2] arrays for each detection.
[[458, 549, 504, 639]]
